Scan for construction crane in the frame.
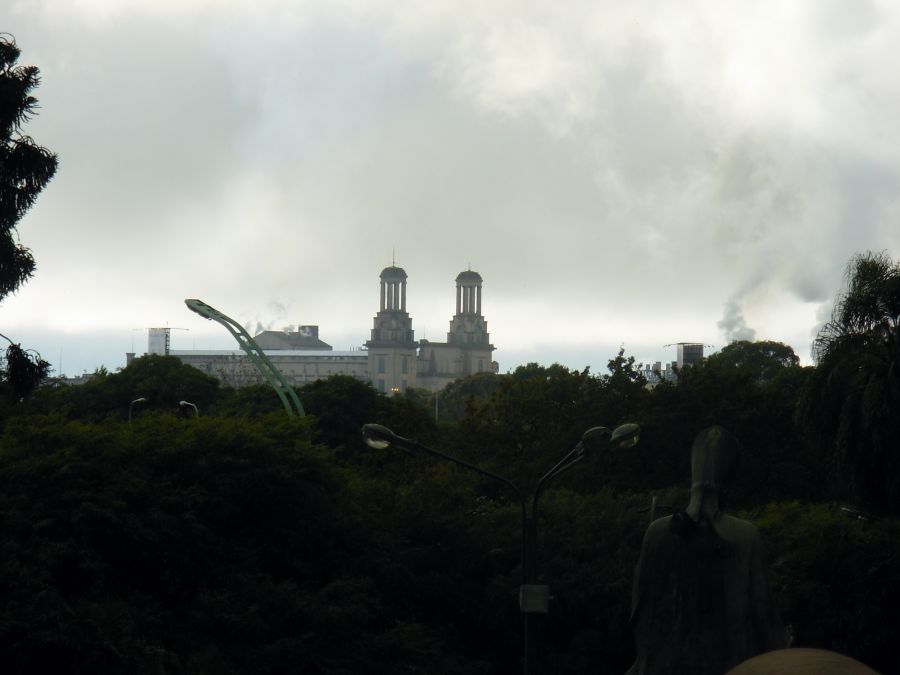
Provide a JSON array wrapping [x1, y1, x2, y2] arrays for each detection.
[[184, 299, 304, 417]]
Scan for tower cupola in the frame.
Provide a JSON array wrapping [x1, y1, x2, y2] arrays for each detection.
[[379, 265, 408, 313], [455, 270, 483, 316], [367, 265, 416, 349]]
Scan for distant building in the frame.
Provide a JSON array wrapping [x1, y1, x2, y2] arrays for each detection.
[[642, 343, 707, 385], [677, 342, 705, 368], [54, 372, 99, 386], [148, 327, 170, 355], [145, 265, 498, 393], [642, 361, 678, 385], [171, 348, 370, 388]]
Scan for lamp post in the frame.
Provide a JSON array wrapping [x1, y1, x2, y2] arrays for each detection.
[[128, 397, 147, 422], [179, 400, 199, 418], [361, 421, 640, 674]]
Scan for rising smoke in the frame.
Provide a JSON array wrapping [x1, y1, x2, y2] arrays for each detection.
[[717, 298, 756, 343]]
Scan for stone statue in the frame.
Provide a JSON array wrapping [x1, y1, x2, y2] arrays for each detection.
[[626, 427, 787, 675]]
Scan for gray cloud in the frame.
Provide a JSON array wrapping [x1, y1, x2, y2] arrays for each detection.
[[4, 1, 900, 373]]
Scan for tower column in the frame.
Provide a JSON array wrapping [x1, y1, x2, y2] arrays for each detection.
[[380, 281, 386, 311], [401, 281, 406, 311], [476, 285, 481, 315]]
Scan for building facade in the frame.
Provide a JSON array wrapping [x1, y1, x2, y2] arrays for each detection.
[[171, 349, 370, 388], [149, 265, 498, 393]]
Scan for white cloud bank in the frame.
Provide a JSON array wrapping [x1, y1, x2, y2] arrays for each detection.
[[3, 0, 899, 374]]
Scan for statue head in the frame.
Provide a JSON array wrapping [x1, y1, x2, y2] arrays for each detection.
[[686, 426, 741, 522]]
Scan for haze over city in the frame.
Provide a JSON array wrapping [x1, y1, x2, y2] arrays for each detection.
[[4, 0, 900, 376]]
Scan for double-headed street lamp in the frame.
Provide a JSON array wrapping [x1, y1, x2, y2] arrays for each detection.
[[361, 422, 640, 674]]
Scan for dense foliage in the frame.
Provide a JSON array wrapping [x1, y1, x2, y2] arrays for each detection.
[[1, 326, 897, 675], [2, 254, 900, 674], [801, 251, 900, 515]]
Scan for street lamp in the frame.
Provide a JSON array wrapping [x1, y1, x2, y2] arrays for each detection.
[[179, 400, 199, 418], [360, 421, 640, 674], [128, 397, 147, 422]]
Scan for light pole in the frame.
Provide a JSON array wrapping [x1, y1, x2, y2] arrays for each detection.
[[128, 397, 147, 422], [179, 400, 199, 418], [360, 422, 640, 675]]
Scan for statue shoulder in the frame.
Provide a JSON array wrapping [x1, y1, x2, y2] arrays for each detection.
[[638, 515, 680, 552], [714, 514, 763, 546], [644, 514, 675, 538]]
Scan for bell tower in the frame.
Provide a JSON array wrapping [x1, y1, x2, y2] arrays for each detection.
[[417, 269, 496, 389], [447, 270, 492, 348], [366, 265, 417, 394]]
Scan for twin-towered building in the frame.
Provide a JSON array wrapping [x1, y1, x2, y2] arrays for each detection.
[[154, 265, 497, 394], [365, 265, 496, 393]]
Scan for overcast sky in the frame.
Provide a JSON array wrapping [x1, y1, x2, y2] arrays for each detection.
[[4, 0, 900, 376]]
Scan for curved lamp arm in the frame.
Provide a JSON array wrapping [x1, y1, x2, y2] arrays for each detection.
[[533, 423, 640, 509], [362, 423, 525, 504], [185, 298, 304, 416], [179, 400, 199, 417]]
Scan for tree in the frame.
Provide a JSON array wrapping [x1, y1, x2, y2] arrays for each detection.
[[801, 251, 900, 513], [435, 371, 503, 423], [634, 341, 815, 505], [0, 35, 58, 397], [706, 340, 800, 383], [17, 355, 222, 422], [0, 337, 49, 398]]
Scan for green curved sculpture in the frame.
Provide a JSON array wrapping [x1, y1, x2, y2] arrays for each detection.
[[184, 298, 305, 416]]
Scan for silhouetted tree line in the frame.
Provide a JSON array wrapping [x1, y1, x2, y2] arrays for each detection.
[[2, 253, 899, 674], [0, 35, 57, 398]]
